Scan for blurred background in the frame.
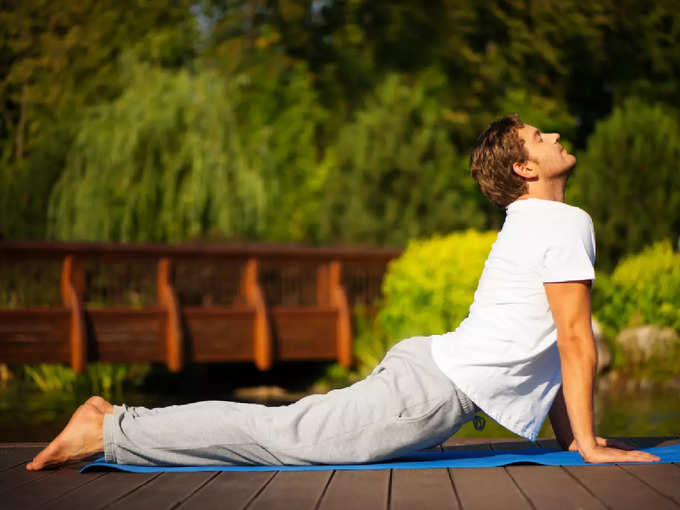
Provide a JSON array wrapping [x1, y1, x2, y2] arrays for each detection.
[[0, 0, 678, 441]]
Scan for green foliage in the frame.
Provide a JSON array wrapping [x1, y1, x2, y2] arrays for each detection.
[[21, 362, 150, 396], [378, 230, 498, 344], [569, 98, 680, 270], [593, 240, 680, 333], [351, 304, 392, 377], [2, 0, 680, 265], [0, 0, 197, 239], [23, 364, 78, 392], [322, 71, 489, 246], [47, 58, 326, 243]]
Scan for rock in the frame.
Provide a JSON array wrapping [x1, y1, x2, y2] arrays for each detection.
[[591, 317, 611, 373], [615, 325, 680, 365]]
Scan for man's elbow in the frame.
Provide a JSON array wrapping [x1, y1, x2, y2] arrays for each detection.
[[557, 333, 598, 366]]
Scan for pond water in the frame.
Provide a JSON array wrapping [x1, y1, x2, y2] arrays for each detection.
[[1, 376, 678, 442]]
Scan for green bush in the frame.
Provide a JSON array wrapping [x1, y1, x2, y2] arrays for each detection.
[[569, 98, 680, 271], [378, 230, 498, 345], [593, 240, 680, 334]]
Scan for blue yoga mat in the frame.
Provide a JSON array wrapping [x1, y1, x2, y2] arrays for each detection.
[[81, 443, 680, 473]]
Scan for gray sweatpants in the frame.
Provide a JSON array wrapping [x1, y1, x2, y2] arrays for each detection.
[[103, 336, 478, 466]]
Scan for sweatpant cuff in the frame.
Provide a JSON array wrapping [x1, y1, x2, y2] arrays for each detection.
[[103, 404, 126, 463]]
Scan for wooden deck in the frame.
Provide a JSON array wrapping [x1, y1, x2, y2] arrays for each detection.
[[2, 437, 678, 509]]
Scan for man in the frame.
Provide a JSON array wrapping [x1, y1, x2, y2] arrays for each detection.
[[27, 115, 660, 471]]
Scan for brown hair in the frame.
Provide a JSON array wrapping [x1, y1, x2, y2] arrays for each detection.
[[470, 114, 528, 208]]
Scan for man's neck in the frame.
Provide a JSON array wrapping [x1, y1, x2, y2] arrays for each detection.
[[516, 179, 566, 203]]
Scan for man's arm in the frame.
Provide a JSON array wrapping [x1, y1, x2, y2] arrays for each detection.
[[544, 280, 660, 464], [549, 386, 635, 452], [548, 387, 573, 450]]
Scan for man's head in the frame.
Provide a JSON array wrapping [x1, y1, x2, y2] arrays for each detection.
[[470, 114, 576, 207]]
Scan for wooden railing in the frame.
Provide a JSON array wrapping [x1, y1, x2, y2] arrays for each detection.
[[0, 241, 401, 372]]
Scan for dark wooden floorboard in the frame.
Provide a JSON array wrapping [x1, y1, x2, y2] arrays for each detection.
[[0, 463, 54, 495], [450, 467, 533, 510], [247, 470, 332, 510], [488, 440, 537, 451], [506, 465, 606, 510], [47, 471, 160, 510], [176, 471, 275, 509], [2, 437, 679, 510], [564, 465, 680, 510], [390, 468, 460, 510], [442, 437, 520, 450], [535, 438, 561, 450], [2, 464, 105, 509], [0, 446, 43, 471], [627, 437, 680, 448], [317, 470, 389, 510], [619, 464, 680, 505], [106, 471, 217, 510]]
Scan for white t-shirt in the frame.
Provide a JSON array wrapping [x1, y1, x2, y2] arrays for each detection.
[[430, 198, 596, 440]]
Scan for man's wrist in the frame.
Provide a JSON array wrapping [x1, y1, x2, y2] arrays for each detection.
[[575, 436, 598, 453]]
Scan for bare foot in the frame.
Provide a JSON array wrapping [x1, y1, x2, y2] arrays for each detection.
[[26, 396, 114, 471]]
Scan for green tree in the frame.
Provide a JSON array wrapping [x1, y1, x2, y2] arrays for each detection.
[[321, 70, 490, 247], [569, 98, 680, 270], [47, 59, 327, 243], [0, 0, 197, 239]]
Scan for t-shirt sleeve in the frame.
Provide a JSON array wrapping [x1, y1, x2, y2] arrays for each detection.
[[541, 213, 596, 283]]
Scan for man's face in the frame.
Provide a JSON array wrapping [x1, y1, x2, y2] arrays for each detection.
[[517, 123, 576, 179]]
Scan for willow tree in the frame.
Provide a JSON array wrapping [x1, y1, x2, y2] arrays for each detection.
[[0, 0, 197, 239], [47, 58, 327, 243]]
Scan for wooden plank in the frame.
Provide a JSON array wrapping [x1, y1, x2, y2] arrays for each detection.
[[0, 463, 53, 495], [328, 260, 352, 368], [183, 307, 255, 362], [626, 436, 680, 449], [317, 470, 389, 510], [450, 467, 533, 510], [2, 463, 105, 509], [106, 472, 217, 510], [489, 437, 609, 510], [176, 471, 275, 509], [391, 468, 460, 510], [506, 465, 607, 510], [86, 308, 165, 362], [0, 240, 402, 263], [536, 438, 561, 450], [271, 308, 338, 360], [564, 465, 680, 510], [248, 470, 333, 510], [0, 445, 43, 471], [240, 258, 273, 371], [157, 258, 184, 372], [442, 437, 520, 450], [48, 471, 160, 510], [0, 309, 70, 363], [489, 440, 537, 451], [61, 255, 87, 373], [619, 464, 680, 505]]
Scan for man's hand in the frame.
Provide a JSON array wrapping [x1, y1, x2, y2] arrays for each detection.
[[568, 436, 660, 464]]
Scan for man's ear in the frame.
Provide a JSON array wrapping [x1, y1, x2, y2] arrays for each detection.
[[512, 161, 528, 178], [512, 161, 536, 179]]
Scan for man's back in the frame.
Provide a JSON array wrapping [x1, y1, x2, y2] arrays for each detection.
[[431, 198, 595, 440]]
